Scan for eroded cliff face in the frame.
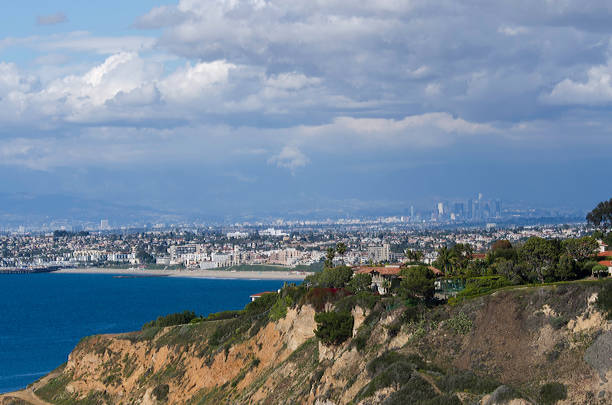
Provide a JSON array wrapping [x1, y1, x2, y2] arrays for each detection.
[[18, 283, 612, 405]]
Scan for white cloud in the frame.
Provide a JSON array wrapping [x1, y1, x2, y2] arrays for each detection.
[[268, 146, 310, 172], [158, 60, 235, 102], [545, 60, 612, 105]]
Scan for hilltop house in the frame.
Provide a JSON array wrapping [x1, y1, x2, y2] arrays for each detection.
[[354, 265, 401, 294], [353, 264, 444, 295]]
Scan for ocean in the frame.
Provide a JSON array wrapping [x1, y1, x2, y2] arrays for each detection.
[[0, 273, 290, 393]]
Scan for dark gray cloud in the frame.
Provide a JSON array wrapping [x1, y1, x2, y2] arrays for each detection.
[[36, 12, 68, 26]]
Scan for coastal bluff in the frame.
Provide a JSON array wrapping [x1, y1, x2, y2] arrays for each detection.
[[2, 283, 612, 404]]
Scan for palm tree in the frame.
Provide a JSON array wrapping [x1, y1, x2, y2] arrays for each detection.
[[436, 246, 452, 275], [336, 242, 347, 264]]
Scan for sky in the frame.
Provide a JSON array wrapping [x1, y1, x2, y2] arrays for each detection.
[[0, 0, 611, 220]]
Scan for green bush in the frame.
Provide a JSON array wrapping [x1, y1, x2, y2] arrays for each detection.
[[446, 312, 473, 335], [152, 384, 169, 402], [367, 351, 426, 376], [437, 370, 500, 394], [245, 292, 278, 315], [314, 311, 354, 345], [333, 291, 379, 313], [596, 281, 612, 319], [539, 382, 567, 404], [356, 361, 414, 400], [348, 273, 373, 293], [269, 296, 293, 321], [384, 376, 458, 405], [143, 311, 198, 329], [451, 276, 511, 302], [549, 316, 569, 330]]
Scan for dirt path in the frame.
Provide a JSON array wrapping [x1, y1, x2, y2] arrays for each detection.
[[418, 371, 443, 395], [0, 369, 61, 405]]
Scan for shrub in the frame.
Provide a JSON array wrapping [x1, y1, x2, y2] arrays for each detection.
[[446, 312, 472, 335], [549, 316, 568, 330], [357, 361, 414, 400], [334, 291, 379, 313], [539, 382, 567, 404], [314, 311, 354, 345], [269, 296, 293, 321], [348, 273, 373, 293], [451, 276, 511, 302], [245, 292, 278, 315], [301, 287, 352, 312], [152, 384, 169, 402], [367, 351, 426, 376], [382, 373, 439, 405], [438, 370, 500, 394], [143, 311, 198, 329], [596, 281, 612, 319]]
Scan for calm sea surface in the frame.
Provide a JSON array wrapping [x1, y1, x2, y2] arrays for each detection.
[[0, 273, 290, 393]]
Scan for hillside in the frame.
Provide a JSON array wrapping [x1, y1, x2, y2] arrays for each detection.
[[2, 282, 612, 405]]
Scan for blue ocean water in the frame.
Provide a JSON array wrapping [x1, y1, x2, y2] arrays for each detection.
[[0, 273, 290, 393]]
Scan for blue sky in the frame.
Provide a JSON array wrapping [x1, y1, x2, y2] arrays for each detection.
[[0, 1, 610, 219]]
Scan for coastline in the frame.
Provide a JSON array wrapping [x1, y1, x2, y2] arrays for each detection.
[[52, 267, 311, 281]]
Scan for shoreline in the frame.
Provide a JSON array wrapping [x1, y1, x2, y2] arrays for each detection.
[[52, 267, 311, 281]]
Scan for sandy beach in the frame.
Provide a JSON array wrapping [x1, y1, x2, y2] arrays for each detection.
[[52, 267, 311, 281]]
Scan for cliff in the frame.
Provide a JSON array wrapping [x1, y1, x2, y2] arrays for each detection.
[[2, 282, 612, 405]]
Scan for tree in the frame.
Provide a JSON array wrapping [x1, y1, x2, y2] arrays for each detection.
[[335, 242, 347, 264], [554, 254, 579, 281], [314, 311, 354, 345], [435, 246, 452, 275], [324, 247, 336, 269], [136, 249, 155, 264], [587, 198, 612, 230], [314, 266, 354, 288], [518, 237, 561, 283], [399, 265, 435, 300], [404, 249, 424, 263], [348, 273, 372, 293], [562, 236, 599, 261]]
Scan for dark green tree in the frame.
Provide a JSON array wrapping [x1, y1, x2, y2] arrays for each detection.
[[399, 265, 435, 300], [136, 249, 155, 264], [518, 237, 561, 283], [324, 247, 336, 269], [587, 198, 612, 230], [562, 236, 599, 261], [314, 311, 354, 345], [348, 273, 372, 293]]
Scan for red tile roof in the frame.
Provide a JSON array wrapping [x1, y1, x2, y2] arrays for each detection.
[[598, 251, 612, 257], [599, 261, 612, 267], [472, 253, 487, 259], [428, 266, 444, 276], [354, 266, 401, 276], [249, 291, 276, 298]]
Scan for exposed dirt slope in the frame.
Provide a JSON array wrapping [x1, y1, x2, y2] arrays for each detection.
[[4, 283, 612, 404]]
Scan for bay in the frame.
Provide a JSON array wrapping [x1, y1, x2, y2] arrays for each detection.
[[0, 273, 290, 393]]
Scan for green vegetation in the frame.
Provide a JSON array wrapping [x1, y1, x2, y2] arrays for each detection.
[[446, 312, 473, 335], [538, 382, 567, 404], [437, 370, 500, 395], [313, 311, 354, 345], [596, 281, 612, 319], [448, 276, 511, 304], [304, 265, 354, 288], [399, 265, 435, 300], [587, 197, 612, 230], [347, 272, 372, 293], [143, 310, 199, 329]]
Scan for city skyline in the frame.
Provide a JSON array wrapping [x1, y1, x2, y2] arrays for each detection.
[[0, 1, 610, 219]]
